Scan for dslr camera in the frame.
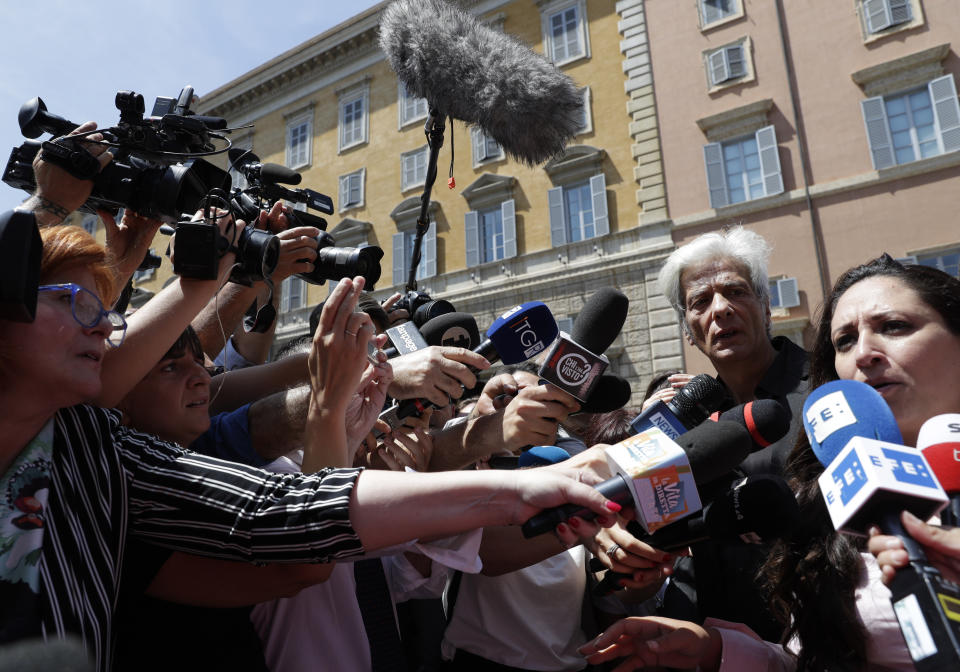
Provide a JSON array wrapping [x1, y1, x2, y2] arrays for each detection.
[[228, 149, 384, 289], [394, 289, 454, 328]]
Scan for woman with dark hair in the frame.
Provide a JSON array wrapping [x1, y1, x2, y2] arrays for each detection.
[[579, 255, 960, 671]]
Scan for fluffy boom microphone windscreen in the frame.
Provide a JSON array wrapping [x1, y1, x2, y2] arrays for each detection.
[[379, 0, 583, 165]]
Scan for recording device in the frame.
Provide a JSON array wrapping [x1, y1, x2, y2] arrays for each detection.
[[378, 301, 559, 432], [380, 0, 583, 165], [578, 374, 632, 414], [385, 321, 429, 357], [3, 88, 231, 223], [629, 374, 728, 439], [489, 445, 572, 470], [594, 475, 800, 595], [393, 289, 455, 328], [917, 414, 960, 526], [803, 380, 959, 672], [520, 421, 753, 538], [711, 398, 791, 453], [0, 209, 41, 322], [228, 148, 383, 289], [538, 287, 629, 403]]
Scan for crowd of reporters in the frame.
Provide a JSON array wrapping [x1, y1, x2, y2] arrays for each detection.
[[3, 119, 960, 672]]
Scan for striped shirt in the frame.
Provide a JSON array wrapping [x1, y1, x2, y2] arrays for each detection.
[[37, 404, 364, 671]]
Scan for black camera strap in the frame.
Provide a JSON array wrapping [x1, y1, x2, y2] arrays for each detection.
[[40, 137, 101, 181]]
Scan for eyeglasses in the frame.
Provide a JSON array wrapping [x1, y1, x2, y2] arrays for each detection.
[[37, 283, 128, 347]]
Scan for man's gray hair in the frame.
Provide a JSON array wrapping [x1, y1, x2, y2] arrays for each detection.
[[657, 226, 772, 324]]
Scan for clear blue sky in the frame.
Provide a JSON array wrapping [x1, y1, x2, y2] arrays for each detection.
[[0, 0, 383, 211]]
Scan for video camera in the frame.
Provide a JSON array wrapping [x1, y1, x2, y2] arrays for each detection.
[[2, 86, 231, 224], [228, 148, 383, 289]]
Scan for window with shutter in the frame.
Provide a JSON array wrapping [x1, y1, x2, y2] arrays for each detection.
[[472, 128, 503, 166], [401, 147, 429, 190], [286, 117, 312, 169], [339, 88, 368, 151], [707, 42, 746, 87], [863, 0, 913, 34], [398, 82, 428, 127], [338, 169, 365, 211], [541, 0, 589, 66], [860, 76, 960, 169], [699, 0, 738, 27], [703, 126, 782, 207]]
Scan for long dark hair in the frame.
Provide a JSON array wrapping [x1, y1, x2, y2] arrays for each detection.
[[763, 255, 960, 671]]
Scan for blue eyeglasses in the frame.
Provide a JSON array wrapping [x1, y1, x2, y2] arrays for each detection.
[[37, 283, 128, 347]]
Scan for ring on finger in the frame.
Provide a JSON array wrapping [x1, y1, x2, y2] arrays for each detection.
[[606, 543, 621, 557]]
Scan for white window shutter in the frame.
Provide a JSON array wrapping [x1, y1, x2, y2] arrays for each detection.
[[755, 126, 784, 197], [703, 142, 729, 208], [590, 174, 609, 237], [280, 277, 291, 313], [888, 0, 911, 26], [861, 96, 896, 169], [777, 277, 800, 309], [422, 226, 437, 279], [472, 128, 483, 164], [465, 211, 480, 267], [709, 49, 728, 86], [863, 0, 890, 33], [548, 186, 567, 247], [701, 0, 721, 25], [392, 232, 406, 286], [502, 199, 517, 259], [929, 75, 960, 154], [339, 175, 349, 209], [726, 45, 745, 79]]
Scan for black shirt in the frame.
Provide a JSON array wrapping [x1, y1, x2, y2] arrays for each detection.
[[661, 336, 810, 641]]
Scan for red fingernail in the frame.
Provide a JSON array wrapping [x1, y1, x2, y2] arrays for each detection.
[[556, 523, 569, 535], [596, 515, 612, 526], [605, 501, 622, 512], [569, 517, 581, 529], [619, 579, 629, 587]]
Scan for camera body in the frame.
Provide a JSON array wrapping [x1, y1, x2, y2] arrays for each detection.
[[2, 87, 231, 224], [394, 290, 455, 328], [227, 149, 384, 289]]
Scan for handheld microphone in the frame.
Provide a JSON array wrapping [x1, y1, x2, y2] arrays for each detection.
[[593, 475, 800, 595], [379, 302, 559, 431], [490, 445, 573, 470], [520, 420, 752, 538], [380, 0, 583, 165], [629, 374, 728, 439], [384, 321, 429, 358], [578, 375, 632, 414], [715, 398, 791, 453], [917, 414, 960, 526], [804, 380, 959, 672], [382, 311, 480, 358], [538, 288, 629, 402]]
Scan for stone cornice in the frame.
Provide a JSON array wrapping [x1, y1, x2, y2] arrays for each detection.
[[195, 6, 385, 118]]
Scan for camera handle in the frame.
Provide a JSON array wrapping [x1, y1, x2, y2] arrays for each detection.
[[39, 137, 101, 181]]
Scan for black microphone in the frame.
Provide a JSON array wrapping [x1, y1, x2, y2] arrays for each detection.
[[571, 287, 629, 355], [379, 0, 583, 165], [521, 421, 753, 538], [629, 374, 728, 439], [594, 475, 800, 595], [578, 374, 632, 414]]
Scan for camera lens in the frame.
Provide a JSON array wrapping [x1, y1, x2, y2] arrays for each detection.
[[300, 241, 384, 289]]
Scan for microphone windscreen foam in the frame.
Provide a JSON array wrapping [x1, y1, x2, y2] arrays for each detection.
[[801, 380, 903, 467], [675, 420, 752, 484], [719, 399, 791, 452], [571, 288, 629, 356], [918, 414, 960, 494], [419, 311, 480, 349], [703, 474, 800, 539], [260, 163, 302, 185], [379, 0, 583, 165], [669, 374, 727, 427], [485, 301, 558, 365], [579, 374, 632, 413]]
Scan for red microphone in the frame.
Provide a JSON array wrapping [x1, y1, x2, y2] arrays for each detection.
[[710, 399, 791, 453], [918, 414, 960, 526]]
